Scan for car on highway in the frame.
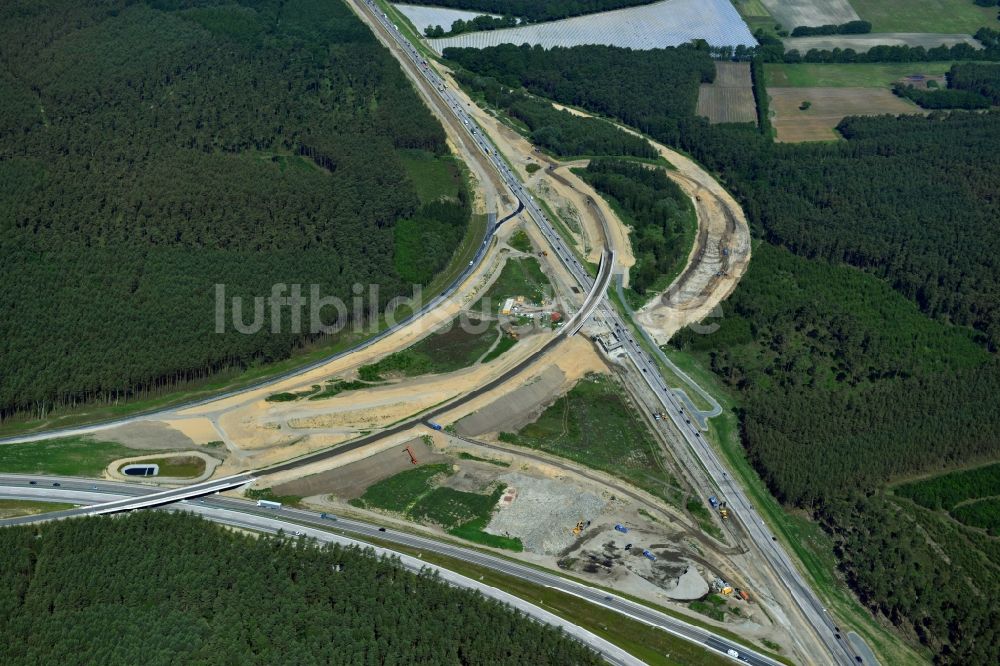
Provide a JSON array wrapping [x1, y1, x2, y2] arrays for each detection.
[[28, 480, 36, 485], [52, 482, 60, 487], [378, 527, 386, 532]]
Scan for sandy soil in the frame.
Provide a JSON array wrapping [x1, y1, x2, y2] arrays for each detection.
[[546, 102, 752, 343], [95, 421, 198, 451], [770, 86, 925, 142]]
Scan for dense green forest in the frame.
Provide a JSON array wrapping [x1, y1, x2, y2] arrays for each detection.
[[403, 0, 659, 22], [576, 160, 693, 296], [894, 62, 1000, 108], [448, 44, 1000, 662], [0, 512, 598, 664], [0, 0, 469, 422], [453, 71, 657, 158]]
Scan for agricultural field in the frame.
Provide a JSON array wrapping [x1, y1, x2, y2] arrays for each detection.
[[765, 62, 957, 87], [358, 317, 503, 380], [783, 32, 980, 52], [850, 0, 1000, 34], [768, 86, 922, 141], [429, 0, 756, 52], [696, 61, 758, 124], [0, 436, 156, 477], [500, 374, 683, 505], [759, 0, 859, 31]]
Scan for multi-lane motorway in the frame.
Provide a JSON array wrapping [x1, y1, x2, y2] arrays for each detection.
[[0, 475, 778, 666], [359, 4, 866, 665]]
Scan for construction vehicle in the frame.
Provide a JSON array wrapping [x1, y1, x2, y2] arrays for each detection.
[[708, 496, 720, 510], [738, 589, 751, 602], [719, 507, 730, 520], [614, 524, 628, 534], [642, 549, 657, 561], [696, 195, 703, 202], [572, 520, 587, 536], [721, 586, 734, 596], [404, 445, 418, 465]]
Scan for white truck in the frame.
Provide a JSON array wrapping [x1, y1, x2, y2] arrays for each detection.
[[256, 499, 282, 509]]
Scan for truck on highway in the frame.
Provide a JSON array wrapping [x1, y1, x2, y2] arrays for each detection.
[[727, 648, 740, 659], [257, 499, 282, 509]]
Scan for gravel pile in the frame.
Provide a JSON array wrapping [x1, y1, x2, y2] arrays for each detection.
[[486, 472, 605, 554]]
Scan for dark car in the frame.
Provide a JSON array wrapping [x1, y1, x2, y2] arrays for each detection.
[[378, 527, 387, 532], [52, 482, 61, 487], [29, 481, 37, 485]]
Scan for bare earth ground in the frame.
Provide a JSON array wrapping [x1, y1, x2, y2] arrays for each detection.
[[784, 32, 979, 52], [770, 86, 924, 142], [547, 102, 751, 343], [759, 0, 859, 29], [273, 436, 447, 498], [697, 62, 758, 124], [96, 421, 199, 451]]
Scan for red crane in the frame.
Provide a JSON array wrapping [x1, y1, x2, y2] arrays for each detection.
[[404, 445, 418, 465]]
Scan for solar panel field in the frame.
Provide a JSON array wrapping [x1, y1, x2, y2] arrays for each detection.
[[428, 0, 757, 51], [394, 4, 500, 33]]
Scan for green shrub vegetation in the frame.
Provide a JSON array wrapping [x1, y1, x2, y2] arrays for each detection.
[[358, 318, 501, 380], [0, 436, 149, 477], [350, 463, 451, 513], [457, 452, 511, 466], [455, 71, 657, 159], [0, 500, 76, 519], [351, 463, 521, 550], [0, 0, 469, 424], [949, 497, 1000, 534], [577, 159, 694, 298], [895, 462, 1000, 510], [481, 257, 552, 306], [0, 512, 597, 663], [508, 229, 533, 253], [449, 44, 1000, 662], [120, 456, 206, 478], [506, 374, 683, 504], [481, 334, 519, 363]]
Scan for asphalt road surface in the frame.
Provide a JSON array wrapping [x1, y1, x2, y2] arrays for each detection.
[[357, 5, 868, 664], [0, 475, 779, 666]]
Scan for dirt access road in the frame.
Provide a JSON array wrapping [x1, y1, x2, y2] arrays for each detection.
[[550, 102, 751, 344]]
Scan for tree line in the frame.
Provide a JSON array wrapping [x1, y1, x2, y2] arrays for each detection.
[[577, 159, 693, 296], [424, 14, 519, 38], [0, 0, 468, 422], [0, 512, 601, 665], [453, 70, 657, 158], [447, 42, 1000, 662], [896, 62, 1000, 108], [757, 26, 1000, 64]]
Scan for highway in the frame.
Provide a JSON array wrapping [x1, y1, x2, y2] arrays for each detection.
[[0, 475, 779, 666], [358, 4, 864, 665]]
